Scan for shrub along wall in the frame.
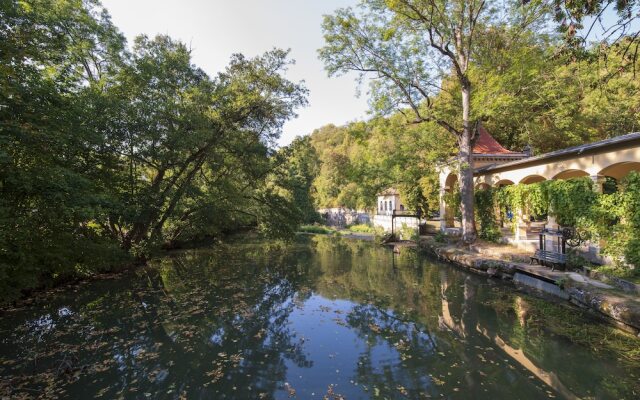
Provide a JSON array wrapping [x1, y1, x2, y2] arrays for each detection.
[[473, 172, 640, 271]]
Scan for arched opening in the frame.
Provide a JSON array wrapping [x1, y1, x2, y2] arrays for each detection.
[[476, 182, 491, 190], [517, 175, 548, 223], [520, 175, 546, 185], [598, 162, 640, 180], [444, 173, 458, 191], [597, 162, 640, 194], [495, 179, 514, 187], [552, 169, 588, 180], [494, 179, 514, 228]]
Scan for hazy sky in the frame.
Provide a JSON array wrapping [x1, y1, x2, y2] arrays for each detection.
[[100, 0, 368, 146]]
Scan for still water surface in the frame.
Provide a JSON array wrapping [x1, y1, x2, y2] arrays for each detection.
[[1, 236, 639, 399]]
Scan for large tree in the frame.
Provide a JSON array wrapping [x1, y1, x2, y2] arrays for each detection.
[[319, 0, 547, 243], [100, 37, 307, 251], [552, 0, 640, 72], [0, 0, 308, 300]]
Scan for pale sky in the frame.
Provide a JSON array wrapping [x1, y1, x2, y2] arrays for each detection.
[[100, 0, 368, 146]]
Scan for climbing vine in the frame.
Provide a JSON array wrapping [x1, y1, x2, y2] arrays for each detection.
[[587, 172, 640, 269], [545, 178, 597, 226], [443, 186, 461, 219], [474, 189, 501, 241], [474, 173, 640, 272]]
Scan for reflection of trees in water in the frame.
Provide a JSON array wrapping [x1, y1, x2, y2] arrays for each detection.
[[2, 237, 639, 399], [145, 248, 315, 398], [345, 303, 441, 398], [1, 244, 315, 399], [309, 238, 595, 399]]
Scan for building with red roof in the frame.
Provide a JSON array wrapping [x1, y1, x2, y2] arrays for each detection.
[[471, 126, 530, 169]]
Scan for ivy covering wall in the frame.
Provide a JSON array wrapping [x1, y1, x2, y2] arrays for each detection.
[[473, 173, 640, 271]]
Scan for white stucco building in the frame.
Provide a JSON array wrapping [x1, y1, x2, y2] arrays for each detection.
[[373, 188, 422, 234], [376, 188, 404, 215]]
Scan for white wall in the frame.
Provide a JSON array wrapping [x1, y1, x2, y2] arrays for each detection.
[[373, 214, 421, 234], [376, 194, 403, 215]]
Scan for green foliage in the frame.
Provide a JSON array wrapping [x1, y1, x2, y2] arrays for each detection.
[[546, 178, 597, 226], [477, 174, 640, 270], [443, 186, 462, 220], [298, 225, 335, 235], [307, 116, 454, 213], [566, 249, 593, 270], [398, 223, 419, 241], [587, 172, 640, 271], [434, 231, 447, 243], [0, 0, 307, 302], [274, 136, 321, 224], [347, 224, 376, 234], [474, 189, 501, 242], [471, 27, 640, 153], [491, 178, 595, 227]]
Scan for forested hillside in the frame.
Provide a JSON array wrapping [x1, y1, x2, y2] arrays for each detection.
[[291, 35, 640, 215]]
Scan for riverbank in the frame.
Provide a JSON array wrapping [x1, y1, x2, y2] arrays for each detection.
[[417, 236, 640, 335]]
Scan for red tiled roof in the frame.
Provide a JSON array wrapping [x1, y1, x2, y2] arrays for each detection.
[[473, 126, 514, 154]]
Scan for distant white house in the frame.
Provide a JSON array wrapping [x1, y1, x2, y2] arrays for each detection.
[[376, 187, 404, 215], [373, 188, 421, 234]]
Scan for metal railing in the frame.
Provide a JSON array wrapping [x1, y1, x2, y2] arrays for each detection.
[[376, 209, 419, 217]]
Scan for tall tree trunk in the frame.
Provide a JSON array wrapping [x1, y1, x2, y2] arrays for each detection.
[[459, 81, 477, 244]]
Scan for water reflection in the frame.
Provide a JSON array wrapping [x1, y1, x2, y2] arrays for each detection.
[[0, 235, 638, 399]]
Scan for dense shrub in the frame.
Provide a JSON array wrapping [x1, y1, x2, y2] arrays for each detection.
[[474, 189, 502, 242]]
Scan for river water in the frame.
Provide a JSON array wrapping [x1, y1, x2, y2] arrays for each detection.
[[1, 235, 638, 399]]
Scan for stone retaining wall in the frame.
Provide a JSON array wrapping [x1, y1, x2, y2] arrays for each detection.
[[419, 239, 640, 335]]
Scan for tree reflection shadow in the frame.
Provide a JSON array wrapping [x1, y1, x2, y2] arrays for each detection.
[[1, 236, 639, 400]]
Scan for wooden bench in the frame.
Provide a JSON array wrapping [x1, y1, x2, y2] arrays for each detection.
[[530, 250, 567, 271]]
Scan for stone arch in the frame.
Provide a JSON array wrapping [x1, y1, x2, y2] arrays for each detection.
[[598, 161, 640, 180], [552, 169, 588, 180], [519, 175, 546, 184], [444, 173, 458, 191], [495, 179, 514, 187], [476, 182, 491, 190]]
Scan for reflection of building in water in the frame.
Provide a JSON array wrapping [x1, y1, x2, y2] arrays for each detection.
[[476, 325, 580, 400], [438, 273, 467, 337], [437, 270, 580, 399]]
